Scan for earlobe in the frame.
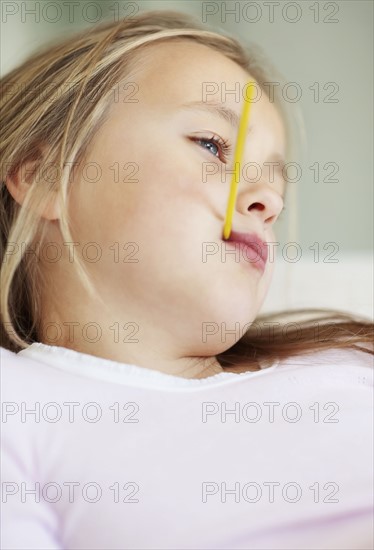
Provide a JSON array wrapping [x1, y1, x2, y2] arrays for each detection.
[[36, 189, 61, 221], [5, 156, 61, 221]]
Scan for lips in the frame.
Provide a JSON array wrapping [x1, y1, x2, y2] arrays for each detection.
[[226, 230, 268, 271]]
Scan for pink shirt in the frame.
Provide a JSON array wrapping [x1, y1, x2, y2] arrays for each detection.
[[1, 343, 373, 549]]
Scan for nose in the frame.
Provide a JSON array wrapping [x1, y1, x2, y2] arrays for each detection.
[[235, 181, 284, 227]]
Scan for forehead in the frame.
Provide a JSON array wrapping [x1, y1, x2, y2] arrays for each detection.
[[132, 39, 252, 101], [120, 40, 286, 149]]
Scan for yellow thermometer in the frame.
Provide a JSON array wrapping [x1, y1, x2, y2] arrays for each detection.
[[222, 82, 254, 240]]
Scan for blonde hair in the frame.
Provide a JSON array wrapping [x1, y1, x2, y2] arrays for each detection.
[[1, 10, 372, 366]]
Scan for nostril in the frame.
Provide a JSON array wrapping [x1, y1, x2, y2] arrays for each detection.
[[248, 202, 265, 212]]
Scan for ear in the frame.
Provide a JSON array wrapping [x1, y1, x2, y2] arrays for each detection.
[[5, 151, 61, 221]]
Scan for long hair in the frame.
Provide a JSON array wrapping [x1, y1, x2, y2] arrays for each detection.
[[1, 10, 372, 368]]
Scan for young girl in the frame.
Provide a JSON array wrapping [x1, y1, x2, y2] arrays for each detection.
[[1, 10, 373, 550]]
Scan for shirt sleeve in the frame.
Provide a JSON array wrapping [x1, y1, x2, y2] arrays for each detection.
[[1, 349, 63, 550]]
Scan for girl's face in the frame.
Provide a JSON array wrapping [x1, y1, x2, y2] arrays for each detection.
[[65, 40, 286, 357]]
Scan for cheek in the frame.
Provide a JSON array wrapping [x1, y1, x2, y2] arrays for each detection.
[[67, 183, 201, 287], [264, 258, 275, 289], [255, 256, 275, 310]]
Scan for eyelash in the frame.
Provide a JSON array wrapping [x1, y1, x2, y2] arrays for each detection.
[[193, 134, 232, 163]]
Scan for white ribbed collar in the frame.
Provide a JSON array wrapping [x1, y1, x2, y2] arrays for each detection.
[[18, 342, 279, 392]]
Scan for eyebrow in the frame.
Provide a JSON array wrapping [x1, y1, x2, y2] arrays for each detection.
[[180, 100, 248, 135], [180, 100, 287, 193]]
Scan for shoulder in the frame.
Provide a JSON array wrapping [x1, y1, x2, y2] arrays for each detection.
[[1, 345, 57, 388], [268, 347, 374, 395], [276, 346, 373, 371], [0, 345, 89, 404]]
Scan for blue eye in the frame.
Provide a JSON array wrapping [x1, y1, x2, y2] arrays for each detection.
[[200, 139, 219, 156], [192, 134, 232, 164]]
